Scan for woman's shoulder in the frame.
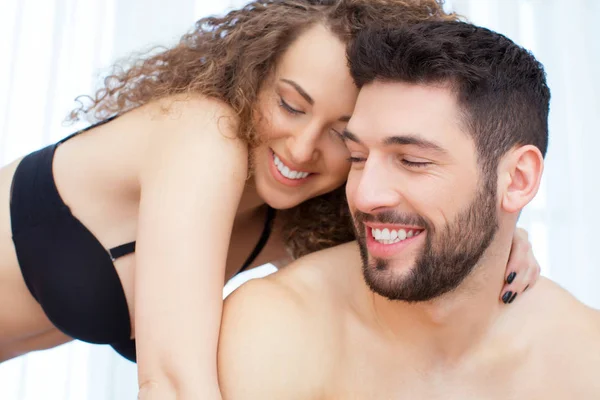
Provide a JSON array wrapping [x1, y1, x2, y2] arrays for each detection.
[[128, 94, 245, 156], [127, 94, 248, 182], [127, 93, 239, 136]]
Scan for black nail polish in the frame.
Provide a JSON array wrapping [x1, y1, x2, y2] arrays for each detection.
[[508, 292, 518, 304], [502, 291, 513, 304], [506, 272, 517, 284]]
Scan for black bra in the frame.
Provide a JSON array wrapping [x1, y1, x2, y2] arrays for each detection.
[[9, 115, 276, 362]]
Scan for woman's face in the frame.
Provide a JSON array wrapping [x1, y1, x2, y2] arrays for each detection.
[[252, 24, 359, 209]]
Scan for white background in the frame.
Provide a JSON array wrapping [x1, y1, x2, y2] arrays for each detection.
[[0, 0, 598, 398]]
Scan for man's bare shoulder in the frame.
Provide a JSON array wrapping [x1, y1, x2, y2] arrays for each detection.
[[273, 241, 363, 298], [525, 278, 600, 334], [528, 278, 600, 323], [522, 278, 600, 391], [223, 241, 361, 327], [218, 242, 360, 399]]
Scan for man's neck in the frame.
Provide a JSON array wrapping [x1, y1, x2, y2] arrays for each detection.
[[365, 232, 514, 365]]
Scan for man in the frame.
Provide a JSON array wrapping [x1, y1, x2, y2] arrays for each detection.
[[217, 21, 600, 399]]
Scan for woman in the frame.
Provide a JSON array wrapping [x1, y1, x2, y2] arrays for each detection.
[[0, 0, 539, 398]]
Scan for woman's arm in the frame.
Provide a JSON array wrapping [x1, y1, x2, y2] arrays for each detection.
[[135, 97, 247, 399], [500, 227, 541, 304]]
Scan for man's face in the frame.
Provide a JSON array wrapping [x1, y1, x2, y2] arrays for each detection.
[[344, 81, 499, 302]]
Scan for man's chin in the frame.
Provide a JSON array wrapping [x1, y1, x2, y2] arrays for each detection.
[[362, 259, 420, 301], [364, 255, 417, 275]]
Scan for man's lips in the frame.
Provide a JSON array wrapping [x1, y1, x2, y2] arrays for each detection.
[[364, 225, 426, 259], [365, 222, 425, 232]]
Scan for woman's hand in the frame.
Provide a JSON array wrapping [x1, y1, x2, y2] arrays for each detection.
[[500, 227, 541, 304]]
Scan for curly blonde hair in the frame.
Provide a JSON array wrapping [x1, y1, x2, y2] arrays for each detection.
[[71, 0, 457, 258]]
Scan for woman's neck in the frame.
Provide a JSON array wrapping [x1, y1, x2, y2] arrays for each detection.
[[237, 177, 266, 217]]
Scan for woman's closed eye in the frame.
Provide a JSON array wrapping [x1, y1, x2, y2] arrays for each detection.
[[279, 97, 304, 115], [347, 155, 366, 163], [330, 128, 348, 144]]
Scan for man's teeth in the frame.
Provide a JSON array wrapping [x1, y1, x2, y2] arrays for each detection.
[[371, 228, 422, 244], [273, 154, 310, 179]]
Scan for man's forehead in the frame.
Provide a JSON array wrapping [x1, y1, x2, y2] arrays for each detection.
[[347, 81, 465, 147]]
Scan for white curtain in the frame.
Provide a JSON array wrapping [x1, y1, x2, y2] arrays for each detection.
[[0, 0, 597, 398], [0, 1, 249, 399]]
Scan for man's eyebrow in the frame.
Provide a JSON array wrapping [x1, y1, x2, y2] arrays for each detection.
[[341, 130, 447, 154], [280, 79, 351, 122], [383, 135, 447, 154]]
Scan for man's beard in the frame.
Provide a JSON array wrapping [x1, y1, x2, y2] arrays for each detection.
[[353, 179, 499, 302]]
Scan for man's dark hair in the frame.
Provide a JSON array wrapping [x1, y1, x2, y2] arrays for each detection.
[[348, 21, 550, 175]]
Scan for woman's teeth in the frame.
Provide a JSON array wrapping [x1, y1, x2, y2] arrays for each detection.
[[273, 153, 310, 179], [371, 228, 422, 245]]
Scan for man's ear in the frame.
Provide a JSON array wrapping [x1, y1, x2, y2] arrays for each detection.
[[498, 145, 544, 214]]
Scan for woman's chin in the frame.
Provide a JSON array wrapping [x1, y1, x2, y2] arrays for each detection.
[[262, 195, 303, 210]]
